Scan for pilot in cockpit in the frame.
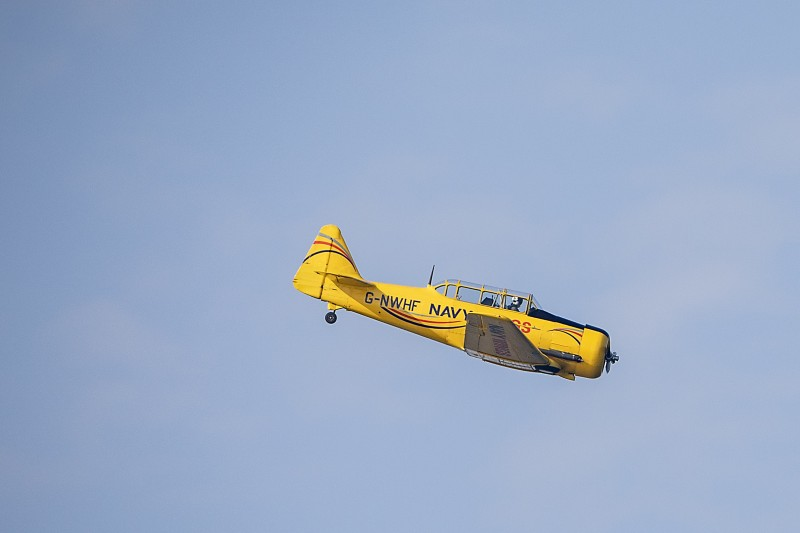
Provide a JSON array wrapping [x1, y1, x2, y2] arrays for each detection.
[[506, 296, 522, 312]]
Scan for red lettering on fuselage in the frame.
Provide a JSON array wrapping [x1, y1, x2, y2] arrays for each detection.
[[512, 319, 532, 334]]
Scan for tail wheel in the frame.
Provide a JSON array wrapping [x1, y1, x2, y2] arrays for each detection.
[[325, 311, 337, 324]]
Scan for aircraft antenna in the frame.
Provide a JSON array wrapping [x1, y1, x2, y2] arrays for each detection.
[[428, 265, 436, 286]]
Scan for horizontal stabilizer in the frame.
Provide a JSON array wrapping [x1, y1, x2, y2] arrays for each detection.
[[317, 272, 374, 288]]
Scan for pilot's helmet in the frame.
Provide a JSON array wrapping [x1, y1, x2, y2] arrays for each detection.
[[511, 296, 521, 306]]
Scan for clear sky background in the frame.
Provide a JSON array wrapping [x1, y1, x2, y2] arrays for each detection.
[[2, 2, 799, 531]]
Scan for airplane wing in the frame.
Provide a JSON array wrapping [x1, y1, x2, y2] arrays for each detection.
[[464, 313, 559, 373]]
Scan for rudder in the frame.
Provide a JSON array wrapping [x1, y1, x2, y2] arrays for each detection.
[[293, 225, 362, 299]]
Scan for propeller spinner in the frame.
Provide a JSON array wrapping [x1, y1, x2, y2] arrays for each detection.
[[605, 350, 619, 373]]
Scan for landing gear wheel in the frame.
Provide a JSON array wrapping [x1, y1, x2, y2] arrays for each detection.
[[325, 311, 337, 324]]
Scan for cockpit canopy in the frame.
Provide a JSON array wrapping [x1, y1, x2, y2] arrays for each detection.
[[433, 279, 541, 314]]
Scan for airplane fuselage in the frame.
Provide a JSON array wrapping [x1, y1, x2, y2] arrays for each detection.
[[318, 279, 608, 379], [293, 224, 616, 380]]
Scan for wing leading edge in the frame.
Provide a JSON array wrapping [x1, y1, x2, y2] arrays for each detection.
[[464, 313, 567, 377]]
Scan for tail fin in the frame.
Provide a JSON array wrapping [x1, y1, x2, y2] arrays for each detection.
[[293, 225, 363, 299]]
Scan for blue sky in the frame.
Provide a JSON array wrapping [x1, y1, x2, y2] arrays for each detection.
[[2, 2, 799, 531]]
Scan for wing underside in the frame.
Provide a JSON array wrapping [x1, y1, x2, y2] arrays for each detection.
[[464, 313, 562, 374]]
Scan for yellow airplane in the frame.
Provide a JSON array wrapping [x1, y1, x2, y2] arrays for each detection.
[[293, 225, 618, 381]]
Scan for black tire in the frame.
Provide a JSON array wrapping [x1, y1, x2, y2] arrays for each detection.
[[325, 312, 337, 324]]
